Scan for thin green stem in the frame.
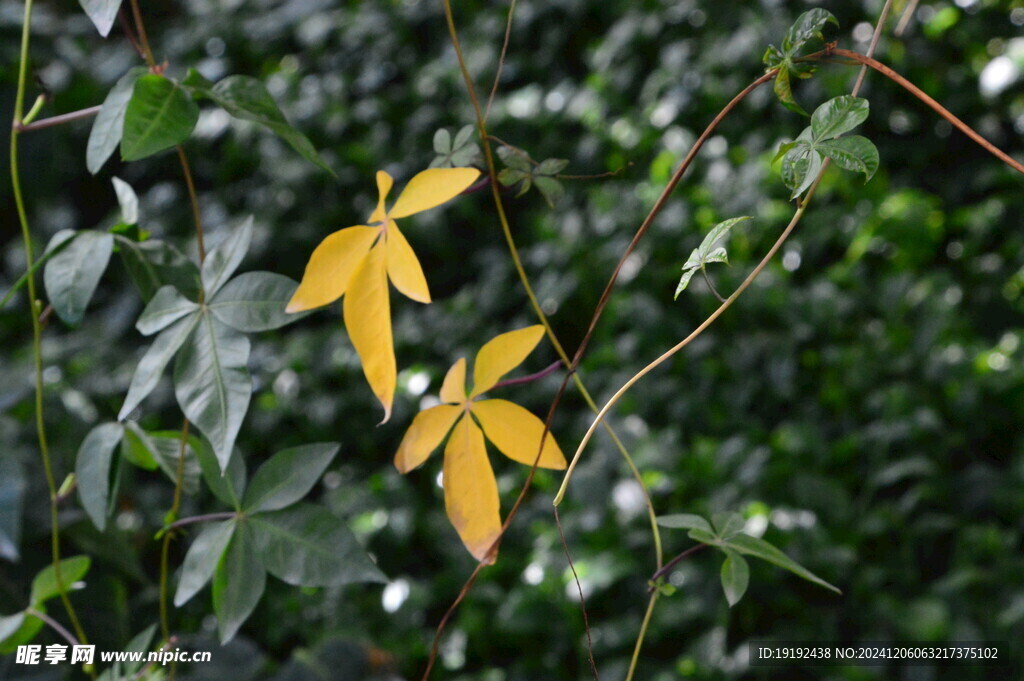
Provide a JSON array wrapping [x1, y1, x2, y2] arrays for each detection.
[[11, 0, 93, 669], [22, 94, 46, 126], [625, 592, 658, 681]]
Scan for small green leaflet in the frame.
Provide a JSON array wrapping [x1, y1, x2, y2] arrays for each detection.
[[430, 125, 481, 168], [43, 229, 114, 325], [675, 216, 751, 299], [87, 67, 147, 174], [763, 9, 838, 115], [121, 75, 200, 161], [658, 511, 841, 606], [497, 147, 568, 207], [777, 96, 879, 199]]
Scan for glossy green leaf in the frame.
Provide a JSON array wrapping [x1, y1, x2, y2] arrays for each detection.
[[87, 67, 147, 174], [174, 519, 236, 607], [0, 457, 25, 562], [43, 230, 114, 325], [111, 176, 139, 224], [119, 313, 200, 420], [77, 0, 121, 36], [818, 136, 880, 181], [209, 271, 303, 332], [115, 236, 201, 303], [173, 311, 252, 472], [781, 9, 838, 54], [30, 556, 91, 606], [212, 522, 265, 643], [196, 437, 247, 509], [136, 285, 200, 336], [75, 422, 125, 531], [726, 533, 841, 594], [242, 443, 339, 512], [184, 71, 333, 174], [657, 514, 713, 534], [121, 75, 199, 161], [201, 217, 254, 298], [781, 145, 823, 199], [249, 504, 386, 587], [811, 96, 870, 141], [675, 217, 751, 298], [720, 549, 750, 606]]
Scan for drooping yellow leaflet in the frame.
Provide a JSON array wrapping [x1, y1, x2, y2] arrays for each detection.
[[288, 167, 479, 422], [394, 325, 567, 562]]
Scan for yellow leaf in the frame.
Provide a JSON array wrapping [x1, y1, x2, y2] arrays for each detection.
[[470, 325, 546, 397], [439, 357, 467, 404], [443, 415, 501, 563], [342, 242, 395, 422], [388, 168, 480, 219], [370, 170, 394, 224], [385, 222, 430, 303], [471, 399, 566, 470], [286, 226, 379, 313], [394, 404, 462, 473]]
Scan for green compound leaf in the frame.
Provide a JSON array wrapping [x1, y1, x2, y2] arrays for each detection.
[[430, 125, 480, 168], [675, 216, 751, 299], [781, 9, 838, 54], [764, 10, 838, 116], [121, 75, 199, 162]]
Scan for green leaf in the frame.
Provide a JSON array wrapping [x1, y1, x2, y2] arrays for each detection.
[[711, 512, 745, 539], [174, 519, 236, 607], [121, 75, 199, 162], [30, 556, 91, 606], [772, 66, 807, 116], [0, 457, 26, 562], [242, 443, 339, 513], [818, 136, 880, 181], [537, 158, 569, 175], [658, 514, 713, 534], [173, 311, 252, 472], [121, 424, 201, 493], [136, 285, 200, 336], [212, 522, 265, 643], [43, 230, 114, 325], [431, 125, 480, 168], [120, 624, 158, 676], [781, 143, 823, 199], [673, 266, 699, 299], [111, 177, 139, 225], [781, 9, 838, 54], [119, 312, 200, 420], [0, 611, 44, 654], [87, 67, 147, 174], [725, 533, 841, 594], [675, 217, 751, 298], [249, 504, 386, 587], [120, 422, 160, 469], [810, 95, 870, 141], [720, 549, 750, 607], [209, 271, 304, 332], [196, 437, 247, 509], [184, 72, 333, 175], [75, 422, 125, 531], [115, 236, 201, 303], [201, 217, 254, 298], [77, 0, 122, 36], [533, 176, 565, 208], [432, 128, 451, 155], [687, 529, 719, 545]]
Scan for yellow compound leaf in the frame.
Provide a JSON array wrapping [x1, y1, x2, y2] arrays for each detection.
[[443, 415, 501, 563], [342, 243, 395, 422], [286, 226, 379, 313], [471, 399, 566, 470], [394, 404, 462, 473], [388, 168, 480, 219], [439, 357, 467, 404], [470, 325, 546, 397], [385, 222, 430, 303]]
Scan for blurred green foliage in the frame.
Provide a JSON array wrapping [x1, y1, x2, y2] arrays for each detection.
[[2, 0, 1024, 679]]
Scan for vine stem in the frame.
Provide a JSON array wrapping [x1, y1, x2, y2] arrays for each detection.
[[10, 0, 92, 663], [15, 105, 101, 133], [166, 511, 236, 531], [26, 608, 79, 647]]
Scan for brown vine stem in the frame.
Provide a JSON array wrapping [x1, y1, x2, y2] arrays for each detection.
[[554, 505, 599, 680], [10, 0, 93, 666], [15, 105, 101, 133], [484, 0, 516, 122]]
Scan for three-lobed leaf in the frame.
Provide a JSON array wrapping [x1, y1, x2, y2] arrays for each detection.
[[431, 125, 480, 168]]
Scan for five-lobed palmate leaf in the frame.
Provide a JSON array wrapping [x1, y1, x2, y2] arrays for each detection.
[[394, 325, 566, 563], [777, 96, 879, 199], [287, 167, 480, 423]]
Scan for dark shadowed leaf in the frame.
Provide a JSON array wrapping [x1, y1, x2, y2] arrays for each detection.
[[726, 533, 841, 594], [121, 75, 199, 161], [249, 504, 386, 586], [196, 437, 247, 510], [242, 443, 339, 513], [213, 522, 265, 643], [116, 236, 201, 302]]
